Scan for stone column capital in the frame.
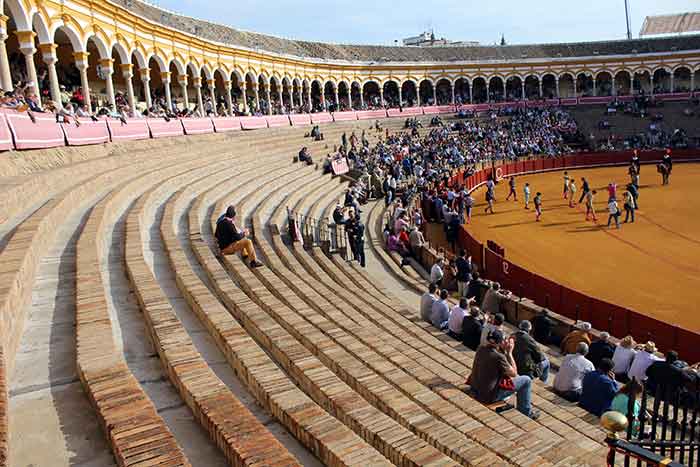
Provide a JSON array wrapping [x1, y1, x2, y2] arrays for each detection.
[[160, 71, 171, 83], [14, 30, 36, 47]]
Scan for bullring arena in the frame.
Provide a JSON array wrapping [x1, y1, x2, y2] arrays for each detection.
[[1, 0, 700, 466]]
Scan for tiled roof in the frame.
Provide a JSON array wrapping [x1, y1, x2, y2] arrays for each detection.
[[640, 12, 700, 37]]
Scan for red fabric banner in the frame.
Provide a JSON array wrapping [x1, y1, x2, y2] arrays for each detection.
[[6, 112, 65, 149], [181, 118, 214, 135], [107, 118, 150, 141], [61, 118, 110, 146]]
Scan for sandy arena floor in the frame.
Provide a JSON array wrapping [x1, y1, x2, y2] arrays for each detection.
[[466, 163, 700, 332]]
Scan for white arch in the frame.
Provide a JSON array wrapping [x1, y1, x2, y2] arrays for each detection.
[[50, 23, 84, 53], [85, 34, 111, 60], [111, 42, 130, 64], [4, 0, 30, 31], [168, 58, 186, 76], [31, 12, 51, 44], [131, 49, 148, 70]]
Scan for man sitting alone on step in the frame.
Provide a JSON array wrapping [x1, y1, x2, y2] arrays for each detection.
[[215, 205, 263, 268]]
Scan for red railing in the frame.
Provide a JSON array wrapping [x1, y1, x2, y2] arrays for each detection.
[[452, 149, 700, 362]]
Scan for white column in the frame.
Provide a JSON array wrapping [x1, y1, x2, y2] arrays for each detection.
[[398, 85, 403, 107], [17, 31, 38, 96], [431, 84, 436, 105], [265, 85, 271, 115], [521, 81, 526, 100], [452, 83, 456, 104], [207, 79, 216, 113], [612, 75, 617, 96], [121, 64, 136, 114], [240, 85, 248, 114], [192, 77, 204, 115], [178, 75, 189, 112], [0, 15, 14, 91], [101, 59, 116, 109], [306, 87, 312, 110], [359, 88, 364, 108], [334, 87, 339, 109], [650, 75, 655, 95], [416, 84, 421, 106], [538, 79, 543, 98], [288, 85, 294, 112], [39, 43, 61, 108], [469, 82, 473, 104], [691, 72, 695, 93], [224, 80, 233, 116], [254, 86, 260, 112], [501, 81, 506, 102], [319, 88, 325, 111], [670, 73, 675, 93], [555, 78, 560, 98], [74, 52, 92, 112], [379, 87, 384, 107], [139, 68, 152, 109]]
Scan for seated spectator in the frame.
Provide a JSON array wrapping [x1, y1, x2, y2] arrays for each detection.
[[612, 335, 637, 382], [420, 283, 439, 323], [431, 289, 450, 330], [214, 205, 263, 268], [387, 231, 409, 258], [579, 358, 619, 416], [469, 329, 539, 419], [462, 307, 484, 351], [532, 309, 556, 345], [561, 321, 592, 355], [447, 298, 470, 339], [481, 282, 510, 315], [298, 147, 313, 165], [430, 258, 445, 287], [588, 332, 615, 369], [611, 379, 644, 436], [553, 342, 594, 402], [628, 341, 662, 382], [645, 350, 690, 399], [513, 320, 550, 383], [480, 312, 505, 347]]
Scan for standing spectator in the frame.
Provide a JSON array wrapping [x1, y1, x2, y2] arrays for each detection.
[[408, 226, 425, 257], [579, 358, 619, 416], [587, 332, 615, 369], [561, 322, 592, 355], [462, 307, 484, 351], [430, 258, 445, 287], [466, 271, 485, 303], [612, 336, 638, 382], [447, 298, 470, 339], [513, 321, 550, 383], [481, 282, 510, 316], [532, 309, 556, 345], [469, 329, 540, 419], [420, 283, 439, 323], [455, 250, 472, 298], [553, 342, 595, 402], [431, 289, 450, 330], [628, 342, 662, 382]]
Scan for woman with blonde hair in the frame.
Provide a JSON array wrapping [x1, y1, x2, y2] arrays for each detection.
[[612, 336, 637, 382]]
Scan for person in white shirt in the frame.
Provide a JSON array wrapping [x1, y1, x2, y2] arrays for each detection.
[[447, 298, 470, 338], [607, 198, 621, 229], [420, 283, 439, 323], [627, 341, 662, 382], [553, 342, 594, 401], [430, 258, 444, 286], [523, 183, 531, 209], [612, 335, 638, 381]]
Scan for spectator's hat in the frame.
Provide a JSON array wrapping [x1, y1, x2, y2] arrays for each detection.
[[576, 321, 592, 331], [487, 329, 505, 344], [620, 336, 635, 348], [644, 341, 658, 353]]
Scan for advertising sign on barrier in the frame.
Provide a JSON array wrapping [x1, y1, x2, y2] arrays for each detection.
[[331, 156, 349, 175], [6, 112, 66, 149], [181, 118, 214, 135], [61, 118, 110, 146], [147, 118, 184, 138], [107, 118, 151, 141], [310, 112, 333, 124], [289, 114, 311, 126], [211, 117, 242, 132]]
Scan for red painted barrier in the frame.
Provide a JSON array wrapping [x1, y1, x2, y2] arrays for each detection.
[[579, 96, 614, 105], [387, 107, 422, 117], [265, 115, 291, 128], [655, 92, 692, 102], [239, 116, 268, 130], [181, 118, 214, 135], [61, 118, 110, 146], [436, 105, 456, 114], [332, 111, 357, 122], [421, 106, 439, 115], [6, 112, 65, 149], [211, 117, 242, 132], [310, 112, 333, 124], [147, 118, 184, 138], [560, 98, 578, 106], [355, 110, 388, 120], [107, 118, 151, 142], [0, 113, 14, 151], [289, 114, 311, 126]]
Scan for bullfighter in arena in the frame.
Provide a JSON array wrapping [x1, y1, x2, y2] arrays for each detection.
[[534, 192, 543, 222], [585, 189, 598, 222], [506, 176, 517, 201], [523, 183, 531, 209], [563, 171, 570, 199]]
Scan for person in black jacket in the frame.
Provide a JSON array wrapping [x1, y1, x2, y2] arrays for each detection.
[[214, 205, 263, 268], [578, 177, 590, 204], [532, 309, 556, 345], [462, 307, 484, 351], [646, 351, 690, 401], [587, 332, 615, 369], [465, 271, 485, 305], [455, 250, 472, 298]]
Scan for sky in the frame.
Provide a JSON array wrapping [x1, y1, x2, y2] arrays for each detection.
[[151, 0, 699, 46]]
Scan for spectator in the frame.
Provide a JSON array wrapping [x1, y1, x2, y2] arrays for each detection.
[[612, 335, 637, 382], [561, 321, 592, 355], [455, 250, 472, 297], [579, 358, 619, 416], [628, 341, 662, 382], [469, 329, 539, 419], [447, 298, 470, 339], [532, 309, 556, 345], [462, 307, 484, 351], [513, 320, 550, 383], [408, 226, 425, 257], [430, 258, 445, 287], [588, 332, 615, 369], [214, 205, 263, 268], [431, 289, 450, 330], [645, 350, 690, 399], [553, 342, 594, 402], [481, 282, 510, 316], [480, 312, 505, 347], [466, 271, 485, 303], [611, 379, 644, 436], [420, 283, 439, 323]]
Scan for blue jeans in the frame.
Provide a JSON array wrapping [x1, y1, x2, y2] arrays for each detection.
[[496, 375, 533, 416], [538, 359, 550, 383]]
